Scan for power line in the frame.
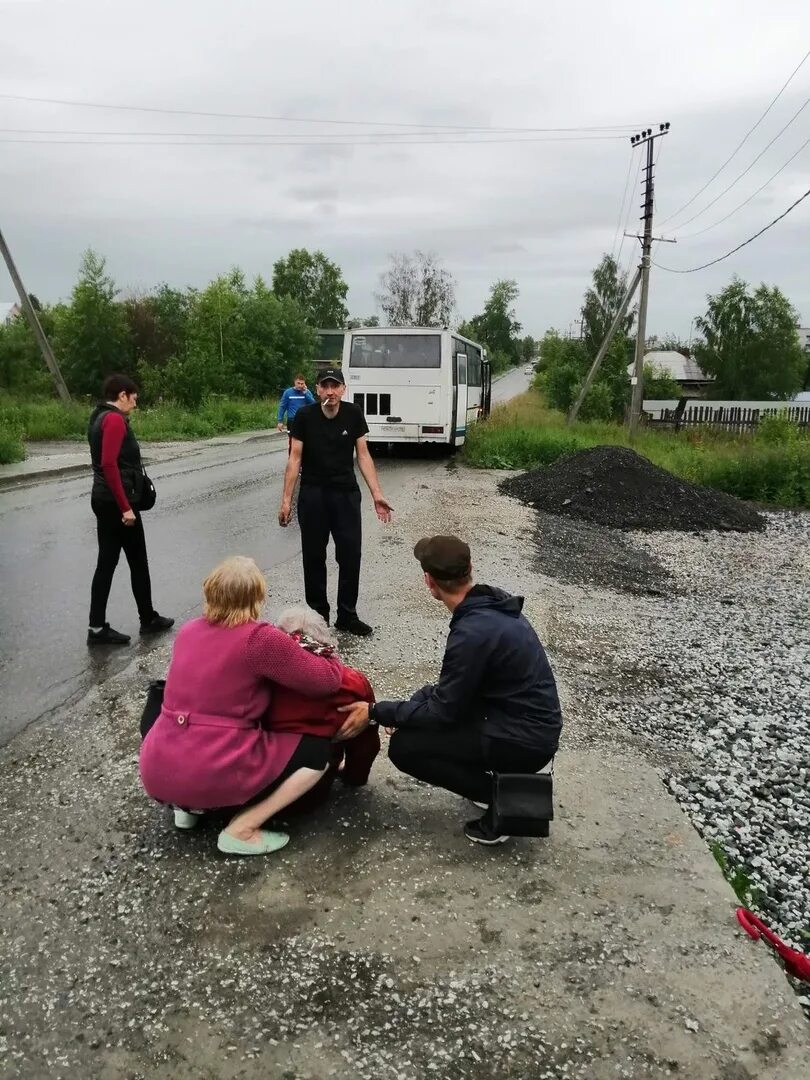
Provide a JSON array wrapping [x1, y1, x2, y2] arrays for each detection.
[[611, 150, 636, 259], [653, 185, 810, 273], [659, 46, 810, 225], [616, 152, 643, 266], [0, 91, 640, 134], [676, 136, 810, 239], [0, 133, 630, 147], [664, 92, 810, 231], [0, 126, 645, 139]]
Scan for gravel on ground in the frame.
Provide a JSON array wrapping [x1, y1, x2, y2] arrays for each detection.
[[0, 460, 806, 1079]]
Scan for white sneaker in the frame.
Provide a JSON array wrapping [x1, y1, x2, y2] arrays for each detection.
[[173, 807, 203, 829]]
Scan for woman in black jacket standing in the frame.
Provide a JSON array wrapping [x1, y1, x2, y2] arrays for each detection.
[[87, 374, 173, 646]]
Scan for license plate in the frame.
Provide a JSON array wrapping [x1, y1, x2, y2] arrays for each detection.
[[382, 424, 406, 433]]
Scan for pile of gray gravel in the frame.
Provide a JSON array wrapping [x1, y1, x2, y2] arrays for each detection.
[[500, 446, 765, 533]]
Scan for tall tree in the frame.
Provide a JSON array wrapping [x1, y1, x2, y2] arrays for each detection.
[[694, 278, 805, 399], [580, 254, 635, 360], [467, 279, 522, 366], [375, 251, 455, 326], [54, 249, 129, 395], [272, 248, 348, 328]]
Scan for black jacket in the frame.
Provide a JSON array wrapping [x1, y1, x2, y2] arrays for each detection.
[[87, 403, 143, 506], [375, 585, 562, 753]]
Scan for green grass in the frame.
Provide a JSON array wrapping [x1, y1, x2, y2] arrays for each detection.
[[0, 396, 280, 462], [709, 840, 763, 908], [0, 411, 26, 464], [464, 390, 810, 509]]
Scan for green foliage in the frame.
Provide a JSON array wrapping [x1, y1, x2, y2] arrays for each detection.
[[124, 285, 192, 372], [0, 404, 26, 463], [463, 389, 810, 509], [0, 395, 279, 445], [581, 254, 636, 359], [1, 250, 327, 407], [138, 271, 317, 407], [694, 277, 805, 399], [5, 399, 87, 440], [518, 335, 537, 362], [53, 249, 130, 396], [643, 361, 682, 400], [465, 280, 522, 365], [755, 412, 800, 446], [709, 841, 763, 907], [272, 248, 349, 328], [0, 311, 54, 396], [541, 255, 688, 422], [538, 303, 636, 422]]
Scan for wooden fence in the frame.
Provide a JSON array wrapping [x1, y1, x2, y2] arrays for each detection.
[[648, 403, 810, 434]]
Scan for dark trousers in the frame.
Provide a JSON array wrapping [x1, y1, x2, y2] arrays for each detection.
[[89, 501, 155, 626], [388, 725, 554, 805], [297, 485, 362, 623]]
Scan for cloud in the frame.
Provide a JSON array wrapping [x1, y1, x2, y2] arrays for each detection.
[[0, 0, 809, 337]]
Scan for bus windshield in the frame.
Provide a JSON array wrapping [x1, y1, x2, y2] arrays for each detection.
[[349, 334, 441, 369]]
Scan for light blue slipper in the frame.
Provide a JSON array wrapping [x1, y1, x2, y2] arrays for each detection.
[[217, 829, 290, 856], [173, 807, 203, 830]]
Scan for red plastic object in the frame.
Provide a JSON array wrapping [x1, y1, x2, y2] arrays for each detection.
[[736, 908, 810, 981]]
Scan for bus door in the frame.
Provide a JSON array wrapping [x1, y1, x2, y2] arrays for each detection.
[[454, 350, 468, 444], [482, 358, 492, 417]]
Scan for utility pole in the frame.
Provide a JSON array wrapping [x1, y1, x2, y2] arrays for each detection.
[[567, 122, 674, 428], [0, 226, 71, 403], [628, 123, 671, 438]]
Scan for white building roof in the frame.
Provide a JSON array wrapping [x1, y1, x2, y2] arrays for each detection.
[[628, 349, 713, 383]]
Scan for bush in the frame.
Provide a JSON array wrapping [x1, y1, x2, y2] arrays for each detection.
[[0, 406, 25, 464], [755, 412, 800, 446], [0, 395, 280, 446], [13, 400, 88, 440]]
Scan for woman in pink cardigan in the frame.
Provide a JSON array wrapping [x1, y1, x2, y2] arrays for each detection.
[[139, 556, 343, 856]]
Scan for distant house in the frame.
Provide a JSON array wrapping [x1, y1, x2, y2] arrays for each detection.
[[0, 301, 21, 325], [798, 327, 810, 354], [628, 349, 714, 396]]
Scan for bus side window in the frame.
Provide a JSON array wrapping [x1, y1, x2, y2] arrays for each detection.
[[354, 393, 365, 411], [456, 353, 467, 384]]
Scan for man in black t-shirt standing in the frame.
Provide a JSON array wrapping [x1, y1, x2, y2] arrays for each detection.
[[278, 369, 393, 636]]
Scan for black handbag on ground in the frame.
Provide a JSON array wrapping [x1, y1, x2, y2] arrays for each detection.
[[490, 770, 554, 837], [140, 679, 165, 739]]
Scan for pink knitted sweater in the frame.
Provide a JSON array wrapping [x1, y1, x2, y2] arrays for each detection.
[[139, 617, 343, 809]]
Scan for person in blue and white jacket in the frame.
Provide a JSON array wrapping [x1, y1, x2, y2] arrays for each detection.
[[277, 375, 315, 434]]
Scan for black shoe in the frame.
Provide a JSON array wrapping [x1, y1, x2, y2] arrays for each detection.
[[140, 614, 175, 636], [464, 813, 509, 846], [87, 624, 131, 646], [334, 616, 373, 637]]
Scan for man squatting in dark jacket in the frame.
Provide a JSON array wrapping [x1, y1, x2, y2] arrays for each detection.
[[336, 535, 562, 844]]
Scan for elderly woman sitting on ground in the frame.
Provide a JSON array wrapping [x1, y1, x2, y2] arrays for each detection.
[[270, 606, 380, 806], [139, 556, 344, 856]]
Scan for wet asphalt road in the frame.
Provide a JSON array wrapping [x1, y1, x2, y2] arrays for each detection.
[[0, 367, 531, 746]]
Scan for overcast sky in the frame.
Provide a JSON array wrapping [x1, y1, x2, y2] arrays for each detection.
[[1, 0, 809, 339]]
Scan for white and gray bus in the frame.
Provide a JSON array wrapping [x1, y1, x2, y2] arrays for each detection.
[[341, 327, 492, 447]]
